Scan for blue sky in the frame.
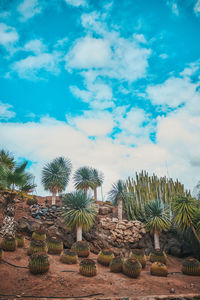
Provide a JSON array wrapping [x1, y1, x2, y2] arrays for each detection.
[[0, 0, 200, 197]]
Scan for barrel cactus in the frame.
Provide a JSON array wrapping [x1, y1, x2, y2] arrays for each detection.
[[71, 241, 90, 257], [32, 228, 46, 241], [28, 252, 50, 274], [0, 247, 4, 261], [79, 259, 97, 277], [182, 258, 200, 276], [149, 249, 167, 264], [109, 257, 123, 273], [123, 258, 142, 278], [1, 236, 17, 251], [130, 249, 146, 268], [27, 240, 48, 256], [60, 249, 78, 264], [47, 236, 63, 255], [97, 249, 115, 266], [150, 262, 168, 277], [16, 234, 25, 248]]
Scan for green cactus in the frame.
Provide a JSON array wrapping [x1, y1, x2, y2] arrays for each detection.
[[71, 241, 90, 257], [60, 249, 78, 264], [97, 249, 115, 266], [79, 259, 97, 277], [1, 236, 17, 251], [46, 237, 63, 254], [150, 262, 168, 277], [149, 249, 167, 264], [28, 252, 50, 274], [130, 249, 146, 268], [27, 240, 48, 256], [123, 258, 142, 278], [109, 257, 123, 273], [0, 247, 4, 261], [32, 228, 46, 241], [182, 258, 200, 276], [16, 234, 25, 248]]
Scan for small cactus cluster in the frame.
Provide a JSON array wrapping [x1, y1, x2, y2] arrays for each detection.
[[32, 228, 46, 241], [122, 258, 142, 278], [182, 258, 200, 276], [16, 233, 25, 248], [130, 249, 146, 268], [97, 249, 115, 266], [27, 240, 48, 255], [60, 249, 78, 264], [0, 247, 4, 261], [149, 249, 167, 264], [28, 252, 50, 274], [109, 257, 123, 273], [1, 236, 17, 251], [47, 236, 63, 254], [150, 262, 168, 277], [71, 241, 90, 257], [79, 259, 97, 277]]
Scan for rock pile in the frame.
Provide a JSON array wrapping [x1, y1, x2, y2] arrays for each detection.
[[30, 204, 61, 220]]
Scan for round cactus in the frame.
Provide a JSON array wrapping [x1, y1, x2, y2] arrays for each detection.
[[149, 249, 167, 264], [79, 259, 97, 277], [109, 257, 123, 273], [150, 262, 168, 277], [0, 247, 4, 261], [46, 236, 63, 254], [27, 240, 48, 256], [97, 249, 115, 266], [182, 258, 200, 276], [1, 236, 17, 251], [71, 241, 90, 257], [130, 249, 146, 268], [32, 228, 46, 241], [16, 234, 25, 248], [60, 249, 78, 264], [28, 252, 50, 274], [123, 258, 142, 278]]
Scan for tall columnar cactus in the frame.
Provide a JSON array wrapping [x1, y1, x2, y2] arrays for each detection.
[[28, 252, 50, 274], [32, 228, 46, 241], [46, 237, 63, 254], [97, 249, 115, 266], [16, 233, 25, 248], [182, 258, 200, 276], [27, 240, 48, 256], [109, 257, 123, 273], [79, 259, 97, 277], [0, 247, 4, 261], [130, 249, 146, 268], [149, 249, 167, 264], [150, 262, 168, 277], [123, 258, 142, 278], [60, 249, 78, 264], [1, 236, 17, 251], [71, 241, 90, 257]]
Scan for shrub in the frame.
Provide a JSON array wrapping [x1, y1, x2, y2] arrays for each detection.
[[150, 262, 168, 277], [79, 259, 97, 277], [130, 249, 146, 268], [123, 258, 142, 278], [149, 249, 167, 264], [71, 241, 90, 257], [28, 252, 50, 274], [47, 236, 63, 255], [97, 249, 115, 266], [109, 257, 123, 273], [60, 249, 78, 264], [16, 234, 25, 248], [1, 236, 17, 251], [27, 240, 48, 256], [182, 258, 200, 276]]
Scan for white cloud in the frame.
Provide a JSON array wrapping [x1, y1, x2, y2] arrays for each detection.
[[0, 23, 19, 52], [133, 33, 147, 44], [24, 39, 47, 54], [159, 53, 168, 59], [194, 0, 200, 15], [166, 1, 179, 16], [64, 0, 88, 7], [17, 0, 44, 21], [0, 102, 16, 120]]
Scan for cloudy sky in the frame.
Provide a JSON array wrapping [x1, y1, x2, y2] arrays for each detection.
[[0, 0, 200, 198]]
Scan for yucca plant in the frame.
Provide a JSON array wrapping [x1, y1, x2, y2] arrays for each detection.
[[32, 228, 46, 241], [27, 240, 48, 256], [0, 247, 4, 261], [28, 252, 50, 274], [182, 258, 200, 276], [60, 249, 78, 264], [149, 249, 167, 264], [1, 236, 17, 251], [16, 233, 25, 248], [109, 257, 123, 273], [150, 262, 168, 277], [73, 166, 94, 194], [108, 180, 126, 221], [130, 249, 146, 268], [123, 258, 142, 278], [47, 236, 63, 254], [71, 241, 90, 257], [90, 168, 104, 201], [97, 249, 115, 266], [79, 259, 97, 277]]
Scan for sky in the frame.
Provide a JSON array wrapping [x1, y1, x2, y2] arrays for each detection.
[[0, 0, 200, 198]]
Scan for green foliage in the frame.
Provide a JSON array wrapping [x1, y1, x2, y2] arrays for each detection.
[[73, 166, 94, 191], [181, 258, 200, 276], [46, 237, 63, 254], [28, 252, 50, 274], [150, 262, 168, 277], [97, 249, 115, 266], [1, 236, 17, 251], [122, 258, 142, 278], [79, 259, 97, 277], [27, 240, 48, 255], [16, 234, 25, 247], [108, 180, 126, 206], [149, 249, 167, 264], [91, 168, 104, 188], [109, 257, 123, 273], [71, 241, 90, 257], [130, 249, 146, 268], [60, 250, 78, 264]]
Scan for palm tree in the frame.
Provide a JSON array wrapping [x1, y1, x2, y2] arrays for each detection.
[[73, 166, 94, 194], [62, 190, 97, 241], [91, 168, 104, 201], [42, 157, 72, 205], [0, 149, 15, 170], [145, 199, 171, 249], [108, 180, 126, 221]]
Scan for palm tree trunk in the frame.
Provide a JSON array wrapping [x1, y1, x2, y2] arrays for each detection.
[[52, 191, 56, 206], [191, 224, 200, 245], [94, 188, 97, 201], [118, 198, 123, 221], [154, 230, 160, 249], [76, 225, 82, 242]]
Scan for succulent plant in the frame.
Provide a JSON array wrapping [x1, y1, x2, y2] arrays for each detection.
[[16, 234, 25, 248], [46, 236, 63, 254], [60, 249, 78, 264], [1, 236, 17, 251], [149, 249, 167, 264], [150, 262, 168, 277], [109, 257, 123, 273], [97, 249, 115, 266], [79, 259, 97, 277], [27, 239, 48, 256], [123, 258, 142, 278], [28, 252, 50, 274], [71, 241, 90, 257], [130, 249, 146, 268], [32, 228, 46, 241], [182, 258, 200, 276], [0, 247, 4, 261]]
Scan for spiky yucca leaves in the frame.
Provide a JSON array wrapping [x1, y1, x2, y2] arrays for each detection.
[[108, 180, 126, 221], [0, 247, 4, 261], [73, 167, 94, 192], [109, 257, 123, 273], [27, 240, 48, 256], [60, 249, 78, 264], [16, 234, 25, 247], [130, 249, 146, 268], [28, 252, 50, 274], [123, 258, 142, 278], [1, 236, 17, 251], [97, 249, 115, 266], [71, 241, 90, 257], [47, 237, 63, 254], [149, 249, 167, 264], [150, 262, 168, 277], [91, 168, 104, 201], [32, 229, 46, 241], [79, 259, 97, 277], [182, 258, 200, 276]]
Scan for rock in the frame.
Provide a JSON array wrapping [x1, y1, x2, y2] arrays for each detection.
[[169, 245, 181, 257], [170, 288, 175, 294], [99, 206, 112, 215]]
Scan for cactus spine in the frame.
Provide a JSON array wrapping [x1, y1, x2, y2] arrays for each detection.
[[182, 258, 200, 276], [1, 236, 17, 251], [16, 234, 25, 248], [149, 249, 167, 264], [27, 240, 48, 255], [130, 249, 146, 268], [109, 257, 123, 273], [60, 250, 78, 264], [32, 228, 46, 241], [47, 237, 63, 254], [123, 258, 142, 278], [150, 262, 168, 277], [71, 241, 90, 257], [79, 259, 97, 277], [97, 249, 115, 266], [28, 252, 50, 274]]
